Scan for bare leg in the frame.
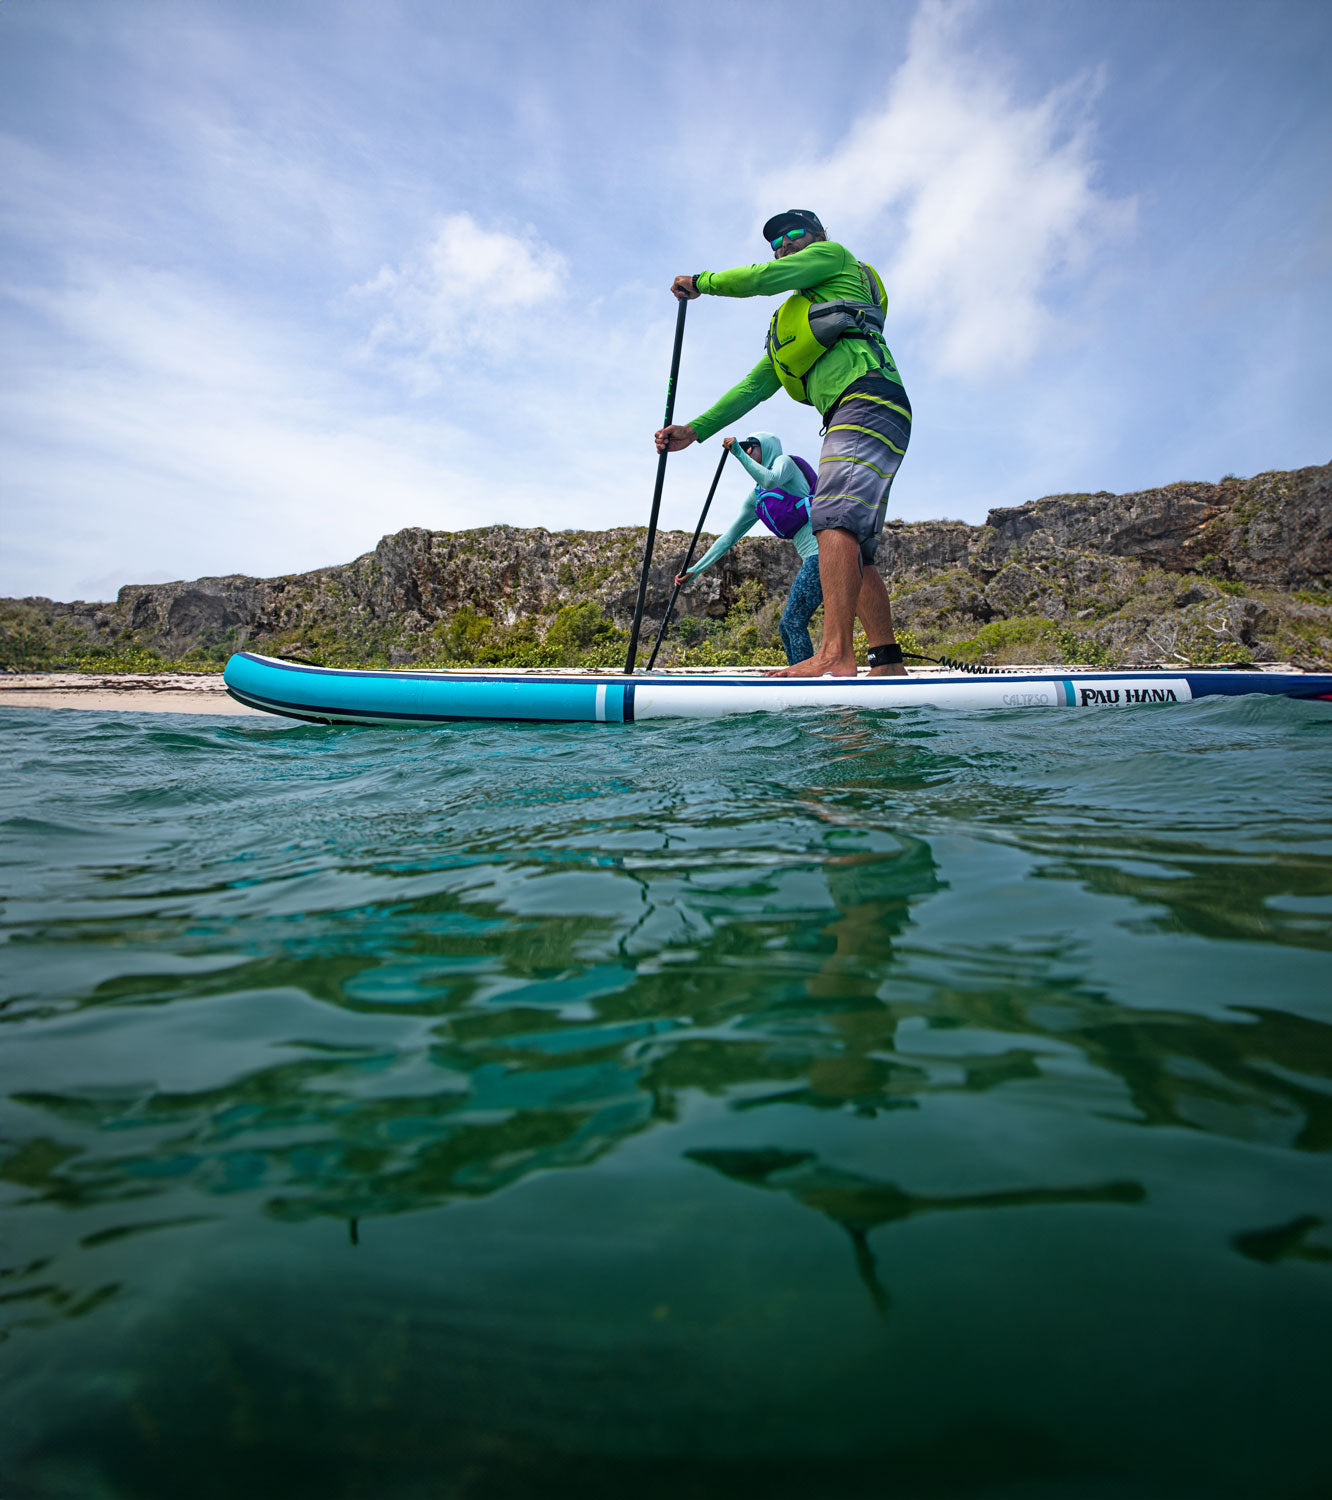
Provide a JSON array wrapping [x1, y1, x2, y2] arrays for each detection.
[[769, 528, 862, 677], [858, 566, 906, 676]]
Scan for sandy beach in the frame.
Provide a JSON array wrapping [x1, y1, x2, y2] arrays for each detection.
[[0, 672, 265, 715]]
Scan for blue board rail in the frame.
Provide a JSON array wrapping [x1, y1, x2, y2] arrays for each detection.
[[223, 652, 1332, 727]]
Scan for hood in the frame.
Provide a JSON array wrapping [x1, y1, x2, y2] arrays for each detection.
[[740, 431, 784, 470]]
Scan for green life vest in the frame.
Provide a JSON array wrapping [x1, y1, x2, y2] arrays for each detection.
[[765, 259, 890, 405]]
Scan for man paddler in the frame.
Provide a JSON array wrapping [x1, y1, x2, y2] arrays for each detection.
[[654, 210, 911, 677]]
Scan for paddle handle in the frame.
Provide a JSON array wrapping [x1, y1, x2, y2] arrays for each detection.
[[624, 296, 688, 675], [645, 445, 729, 670]]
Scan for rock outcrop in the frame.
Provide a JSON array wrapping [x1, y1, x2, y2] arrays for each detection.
[[4, 461, 1330, 669]]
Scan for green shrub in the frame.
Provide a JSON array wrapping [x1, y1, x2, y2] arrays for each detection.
[[729, 579, 765, 617], [435, 607, 493, 662], [950, 617, 1058, 658], [476, 619, 561, 668], [1194, 641, 1252, 665], [942, 616, 1121, 668], [546, 601, 616, 652], [1055, 630, 1113, 667], [658, 635, 786, 669]]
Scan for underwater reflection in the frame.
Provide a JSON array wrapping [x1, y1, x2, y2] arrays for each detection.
[[686, 1147, 1144, 1316], [6, 822, 1329, 1257], [809, 835, 943, 1000], [5, 704, 1332, 1497]]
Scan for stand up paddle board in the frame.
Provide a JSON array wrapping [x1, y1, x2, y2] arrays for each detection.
[[223, 652, 1332, 726]]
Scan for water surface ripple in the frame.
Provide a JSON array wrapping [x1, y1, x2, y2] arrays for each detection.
[[2, 700, 1331, 1499]]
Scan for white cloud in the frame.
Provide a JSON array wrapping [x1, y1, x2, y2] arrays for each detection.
[[353, 213, 568, 391], [10, 0, 1322, 604], [0, 265, 505, 596], [0, 246, 688, 600], [759, 0, 1133, 379]]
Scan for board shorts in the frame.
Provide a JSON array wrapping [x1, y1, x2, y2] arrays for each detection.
[[810, 375, 912, 564]]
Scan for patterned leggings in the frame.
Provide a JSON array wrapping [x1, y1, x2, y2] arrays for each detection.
[[779, 555, 824, 664]]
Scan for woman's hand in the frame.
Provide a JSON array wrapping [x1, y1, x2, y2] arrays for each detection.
[[654, 424, 697, 454], [722, 436, 735, 452], [674, 572, 689, 587]]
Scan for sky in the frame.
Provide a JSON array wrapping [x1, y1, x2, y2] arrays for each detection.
[[2, 0, 1329, 602]]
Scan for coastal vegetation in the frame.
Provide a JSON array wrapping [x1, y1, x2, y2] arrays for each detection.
[[3, 461, 1329, 673]]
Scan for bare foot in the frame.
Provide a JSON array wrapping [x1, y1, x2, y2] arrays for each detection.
[[867, 663, 908, 677], [767, 652, 859, 678]]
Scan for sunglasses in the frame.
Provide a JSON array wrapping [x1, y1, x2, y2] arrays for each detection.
[[770, 227, 808, 250]]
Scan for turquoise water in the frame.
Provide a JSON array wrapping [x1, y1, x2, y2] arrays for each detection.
[[2, 699, 1331, 1499]]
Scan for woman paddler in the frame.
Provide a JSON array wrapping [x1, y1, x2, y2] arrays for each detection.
[[673, 430, 823, 665]]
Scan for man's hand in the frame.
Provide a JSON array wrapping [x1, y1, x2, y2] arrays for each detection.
[[655, 424, 697, 454], [670, 275, 700, 301]]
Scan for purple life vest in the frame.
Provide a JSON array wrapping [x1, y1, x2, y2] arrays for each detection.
[[754, 454, 818, 540]]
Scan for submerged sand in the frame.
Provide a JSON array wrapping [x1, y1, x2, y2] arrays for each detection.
[[0, 672, 264, 716]]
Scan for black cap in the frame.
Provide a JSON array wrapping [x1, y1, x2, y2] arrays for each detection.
[[762, 209, 825, 243]]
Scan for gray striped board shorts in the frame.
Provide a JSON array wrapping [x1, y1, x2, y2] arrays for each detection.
[[810, 379, 912, 563]]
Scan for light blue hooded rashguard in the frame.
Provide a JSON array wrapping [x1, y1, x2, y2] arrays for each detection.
[[684, 430, 823, 664]]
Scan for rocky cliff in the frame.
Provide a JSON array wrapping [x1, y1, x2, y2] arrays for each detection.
[[5, 461, 1330, 670]]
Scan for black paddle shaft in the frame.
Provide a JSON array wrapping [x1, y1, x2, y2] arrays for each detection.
[[624, 296, 688, 675], [645, 445, 729, 670]]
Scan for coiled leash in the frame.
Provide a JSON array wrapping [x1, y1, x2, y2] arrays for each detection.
[[866, 643, 1003, 675]]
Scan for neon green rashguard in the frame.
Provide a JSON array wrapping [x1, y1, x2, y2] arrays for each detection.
[[686, 240, 905, 443]]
